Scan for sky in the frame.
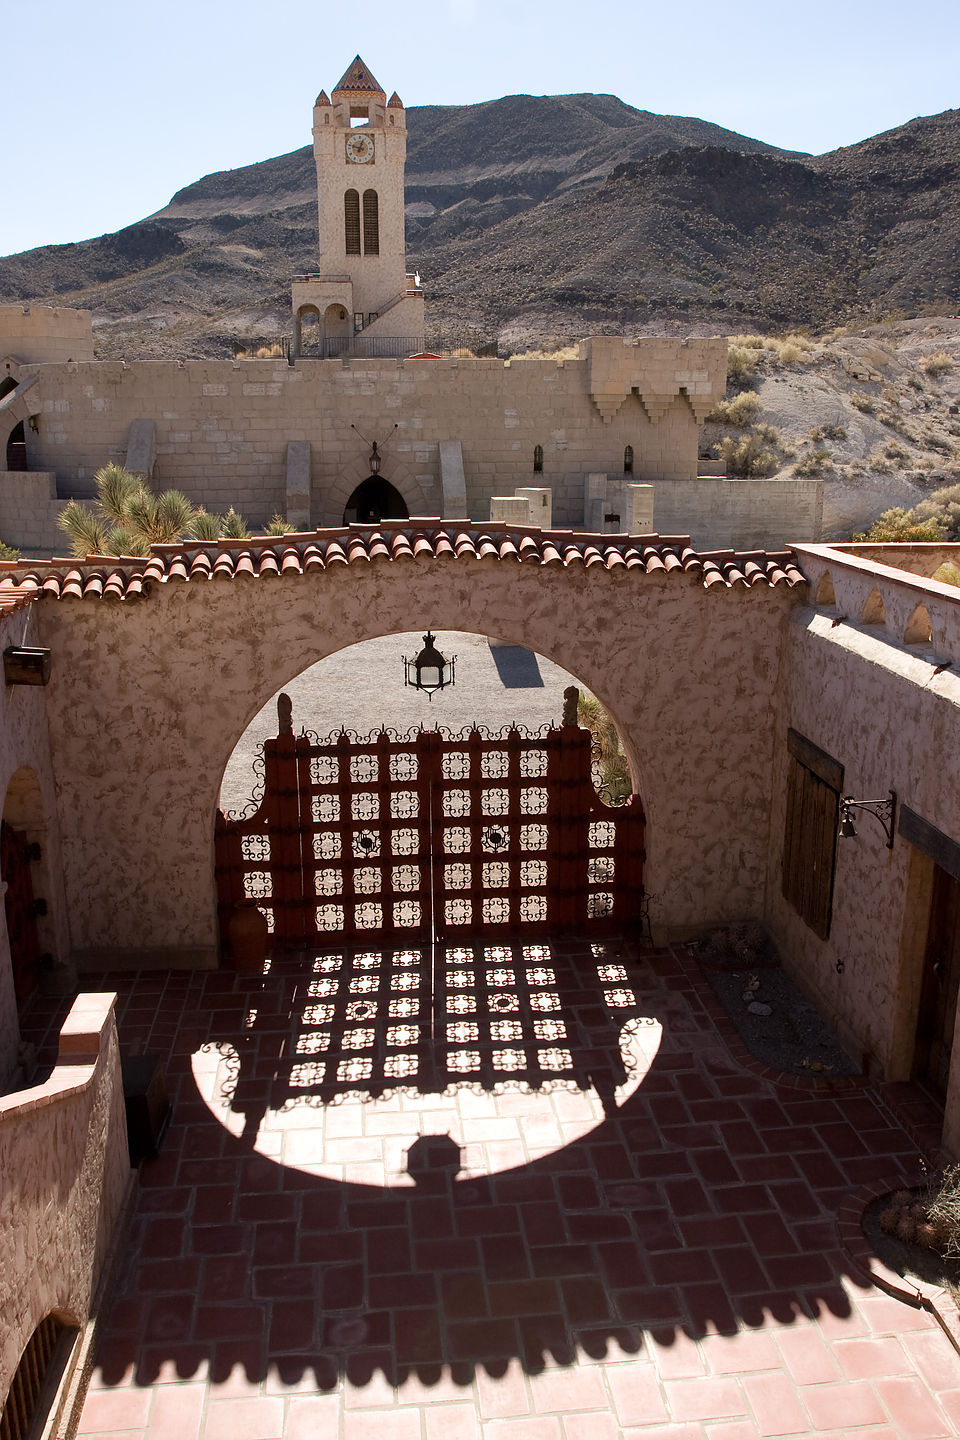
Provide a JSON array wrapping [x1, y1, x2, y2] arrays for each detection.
[[4, 0, 958, 257]]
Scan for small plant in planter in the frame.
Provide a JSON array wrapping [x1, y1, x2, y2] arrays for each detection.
[[879, 1166, 960, 1258]]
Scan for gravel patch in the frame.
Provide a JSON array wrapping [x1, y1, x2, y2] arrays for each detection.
[[698, 954, 861, 1076], [220, 631, 581, 812]]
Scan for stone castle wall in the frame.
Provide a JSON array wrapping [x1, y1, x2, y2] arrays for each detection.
[[0, 305, 94, 365], [3, 338, 726, 530]]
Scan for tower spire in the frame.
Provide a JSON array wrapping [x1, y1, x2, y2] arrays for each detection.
[[331, 55, 385, 97]]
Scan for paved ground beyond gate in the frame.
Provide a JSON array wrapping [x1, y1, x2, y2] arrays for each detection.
[[28, 940, 960, 1439]]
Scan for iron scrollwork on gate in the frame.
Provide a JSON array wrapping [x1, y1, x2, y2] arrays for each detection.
[[215, 696, 645, 949]]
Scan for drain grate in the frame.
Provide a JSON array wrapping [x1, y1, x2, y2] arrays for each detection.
[[0, 1314, 70, 1440]]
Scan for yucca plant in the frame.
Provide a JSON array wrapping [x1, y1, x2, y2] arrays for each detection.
[[58, 501, 109, 557], [265, 514, 296, 536], [126, 488, 196, 545], [221, 508, 251, 540], [188, 508, 226, 542]]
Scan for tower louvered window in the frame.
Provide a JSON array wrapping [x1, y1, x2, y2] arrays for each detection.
[[344, 190, 361, 255], [363, 190, 379, 255]]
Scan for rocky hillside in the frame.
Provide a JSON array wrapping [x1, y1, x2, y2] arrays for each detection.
[[3, 93, 958, 359], [701, 319, 960, 538]]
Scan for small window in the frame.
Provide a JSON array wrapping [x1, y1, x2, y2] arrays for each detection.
[[367, 312, 378, 327], [782, 729, 843, 940], [353, 313, 365, 335], [344, 190, 361, 255], [362, 190, 379, 255], [624, 445, 634, 474], [533, 445, 543, 474]]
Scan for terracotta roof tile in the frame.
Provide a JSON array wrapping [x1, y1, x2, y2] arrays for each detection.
[[0, 526, 808, 607]]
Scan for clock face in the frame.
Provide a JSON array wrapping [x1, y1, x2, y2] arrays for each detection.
[[345, 132, 375, 164]]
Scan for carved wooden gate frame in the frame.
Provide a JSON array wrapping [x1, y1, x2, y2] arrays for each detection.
[[216, 695, 645, 951]]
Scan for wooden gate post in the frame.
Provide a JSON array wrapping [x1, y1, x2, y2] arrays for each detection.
[[265, 693, 307, 945]]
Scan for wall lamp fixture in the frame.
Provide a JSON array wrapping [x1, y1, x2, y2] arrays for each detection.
[[839, 790, 897, 848]]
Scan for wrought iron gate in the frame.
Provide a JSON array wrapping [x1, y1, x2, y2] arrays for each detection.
[[215, 694, 645, 951]]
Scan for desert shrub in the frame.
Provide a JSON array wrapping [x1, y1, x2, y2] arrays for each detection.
[[879, 408, 913, 438], [920, 350, 956, 378], [851, 507, 944, 542], [727, 345, 759, 385], [707, 390, 761, 426], [777, 342, 804, 365], [809, 423, 847, 443], [731, 334, 766, 349], [882, 441, 911, 465], [715, 429, 779, 478], [914, 485, 960, 540], [795, 448, 833, 477], [0, 538, 20, 560], [922, 431, 956, 457], [850, 392, 876, 414], [933, 562, 960, 588]]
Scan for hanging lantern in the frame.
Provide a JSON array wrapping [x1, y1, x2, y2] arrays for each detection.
[[403, 631, 456, 699]]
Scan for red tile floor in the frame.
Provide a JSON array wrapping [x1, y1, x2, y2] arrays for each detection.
[[28, 939, 960, 1439]]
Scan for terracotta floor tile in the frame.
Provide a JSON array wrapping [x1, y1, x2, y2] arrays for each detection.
[[800, 1381, 887, 1431], [78, 1389, 154, 1433], [701, 1331, 780, 1375], [526, 1365, 608, 1413], [482, 1421, 563, 1440], [201, 1398, 285, 1440], [872, 1374, 953, 1439], [424, 1402, 482, 1440], [147, 1386, 207, 1440], [561, 1413, 619, 1440], [665, 1376, 746, 1422], [832, 1335, 911, 1380], [740, 1372, 810, 1436], [606, 1363, 670, 1426], [285, 1395, 341, 1440], [774, 1327, 841, 1385], [475, 1361, 531, 1419]]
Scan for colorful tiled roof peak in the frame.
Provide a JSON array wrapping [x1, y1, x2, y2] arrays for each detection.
[[314, 90, 331, 107], [331, 56, 385, 97], [0, 525, 807, 608], [387, 92, 404, 109]]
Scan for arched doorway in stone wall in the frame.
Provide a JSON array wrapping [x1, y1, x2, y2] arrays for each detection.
[[1, 767, 50, 1010], [0, 377, 28, 471], [343, 476, 409, 525]]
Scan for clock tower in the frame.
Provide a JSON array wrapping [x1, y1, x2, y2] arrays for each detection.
[[291, 57, 423, 358]]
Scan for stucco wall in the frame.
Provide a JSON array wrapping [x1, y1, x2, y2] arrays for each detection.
[[32, 558, 796, 968], [765, 608, 960, 1083], [0, 992, 131, 1404], [0, 604, 71, 1087]]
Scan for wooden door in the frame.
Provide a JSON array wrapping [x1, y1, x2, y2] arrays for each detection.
[[914, 864, 960, 1103], [1, 820, 40, 1007]]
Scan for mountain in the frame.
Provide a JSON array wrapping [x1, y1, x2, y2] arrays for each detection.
[[1, 95, 958, 357]]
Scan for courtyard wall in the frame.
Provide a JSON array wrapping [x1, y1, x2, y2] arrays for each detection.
[[29, 549, 796, 970]]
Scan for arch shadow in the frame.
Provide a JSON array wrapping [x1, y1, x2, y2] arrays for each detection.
[[27, 936, 911, 1398]]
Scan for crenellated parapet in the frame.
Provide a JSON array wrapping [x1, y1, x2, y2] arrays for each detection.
[[582, 336, 726, 425]]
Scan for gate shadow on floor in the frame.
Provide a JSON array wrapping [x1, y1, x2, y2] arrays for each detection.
[[23, 940, 918, 1395]]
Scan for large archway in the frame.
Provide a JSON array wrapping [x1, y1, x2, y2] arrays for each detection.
[[10, 527, 799, 969], [343, 475, 409, 525]]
